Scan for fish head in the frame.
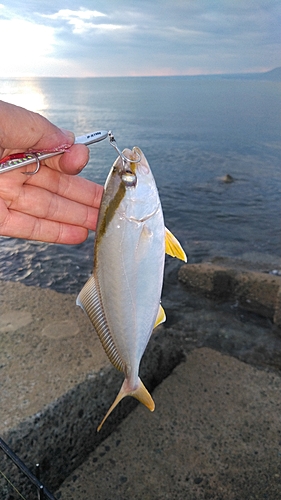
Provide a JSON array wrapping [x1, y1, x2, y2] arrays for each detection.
[[103, 147, 161, 223]]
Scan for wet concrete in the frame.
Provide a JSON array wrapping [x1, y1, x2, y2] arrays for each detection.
[[56, 348, 281, 500], [1, 252, 281, 499], [178, 255, 281, 325]]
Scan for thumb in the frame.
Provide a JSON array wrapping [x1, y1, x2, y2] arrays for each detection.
[[0, 100, 74, 152]]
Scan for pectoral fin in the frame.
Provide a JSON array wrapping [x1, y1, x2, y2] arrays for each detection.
[[97, 377, 155, 432], [154, 304, 166, 329], [165, 227, 187, 262]]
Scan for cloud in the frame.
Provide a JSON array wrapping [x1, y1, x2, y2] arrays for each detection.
[[40, 7, 107, 34], [0, 1, 280, 76], [39, 7, 135, 35], [45, 7, 106, 20]]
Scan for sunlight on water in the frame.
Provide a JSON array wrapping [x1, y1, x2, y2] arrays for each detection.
[[0, 79, 48, 113]]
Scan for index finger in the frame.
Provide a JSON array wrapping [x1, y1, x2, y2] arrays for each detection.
[[0, 100, 74, 154]]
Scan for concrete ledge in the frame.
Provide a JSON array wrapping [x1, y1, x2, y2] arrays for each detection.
[[56, 348, 281, 500], [0, 281, 184, 495], [178, 262, 281, 326], [1, 254, 281, 496]]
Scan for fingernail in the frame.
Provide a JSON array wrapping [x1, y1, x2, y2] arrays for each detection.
[[77, 160, 89, 173]]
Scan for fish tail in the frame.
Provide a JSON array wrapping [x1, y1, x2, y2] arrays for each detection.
[[97, 377, 155, 432]]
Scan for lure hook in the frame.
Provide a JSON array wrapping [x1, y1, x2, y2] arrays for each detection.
[[108, 131, 141, 172], [23, 154, 41, 175]]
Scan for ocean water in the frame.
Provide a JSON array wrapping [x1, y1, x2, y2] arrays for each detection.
[[0, 76, 280, 293]]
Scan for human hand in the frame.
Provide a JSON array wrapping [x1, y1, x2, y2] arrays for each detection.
[[0, 100, 103, 244]]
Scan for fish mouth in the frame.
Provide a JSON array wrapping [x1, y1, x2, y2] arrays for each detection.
[[109, 132, 142, 166], [110, 136, 142, 177]]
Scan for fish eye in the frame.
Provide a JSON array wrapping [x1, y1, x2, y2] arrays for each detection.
[[121, 172, 137, 187]]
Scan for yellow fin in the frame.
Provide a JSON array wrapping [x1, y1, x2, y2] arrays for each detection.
[[154, 304, 166, 329], [165, 227, 187, 262], [97, 377, 155, 432]]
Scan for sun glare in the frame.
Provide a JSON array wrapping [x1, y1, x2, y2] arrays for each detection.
[[0, 79, 48, 113], [0, 19, 55, 77]]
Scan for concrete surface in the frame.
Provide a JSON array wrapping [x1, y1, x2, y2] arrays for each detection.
[[1, 253, 281, 499], [56, 348, 281, 500], [0, 280, 183, 494], [178, 255, 281, 325], [0, 280, 109, 433]]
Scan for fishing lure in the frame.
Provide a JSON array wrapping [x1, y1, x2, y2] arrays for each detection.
[[0, 130, 108, 174]]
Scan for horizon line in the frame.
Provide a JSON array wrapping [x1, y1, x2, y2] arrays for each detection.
[[0, 67, 279, 80]]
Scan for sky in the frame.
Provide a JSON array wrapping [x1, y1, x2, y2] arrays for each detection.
[[0, 0, 280, 77]]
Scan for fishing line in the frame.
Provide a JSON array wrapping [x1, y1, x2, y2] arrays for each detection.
[[108, 131, 141, 167], [0, 469, 28, 500], [0, 437, 57, 500]]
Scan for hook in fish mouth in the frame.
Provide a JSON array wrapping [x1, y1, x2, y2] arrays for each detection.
[[108, 131, 141, 175]]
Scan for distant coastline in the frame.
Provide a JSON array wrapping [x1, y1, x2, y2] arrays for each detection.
[[171, 67, 281, 82], [211, 67, 281, 81], [0, 67, 280, 81]]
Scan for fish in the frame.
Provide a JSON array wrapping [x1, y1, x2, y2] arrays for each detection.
[[77, 147, 187, 431]]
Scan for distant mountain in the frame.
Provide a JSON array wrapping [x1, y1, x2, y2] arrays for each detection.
[[220, 67, 281, 81], [256, 67, 281, 81], [244, 67, 281, 81], [176, 67, 281, 81]]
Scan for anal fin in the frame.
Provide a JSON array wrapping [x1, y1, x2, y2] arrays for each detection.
[[154, 304, 166, 329]]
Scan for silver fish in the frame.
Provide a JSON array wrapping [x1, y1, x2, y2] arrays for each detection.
[[77, 147, 187, 430]]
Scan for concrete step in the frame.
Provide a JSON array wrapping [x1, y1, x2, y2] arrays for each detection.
[[178, 254, 281, 326], [1, 253, 281, 498], [56, 347, 281, 500], [0, 280, 183, 496]]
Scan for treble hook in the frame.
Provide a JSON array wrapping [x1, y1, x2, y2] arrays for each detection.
[[108, 131, 141, 171]]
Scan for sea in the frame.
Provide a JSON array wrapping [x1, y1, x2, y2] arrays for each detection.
[[0, 75, 280, 294]]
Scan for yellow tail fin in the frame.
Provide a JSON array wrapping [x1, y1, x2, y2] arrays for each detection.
[[97, 377, 155, 432]]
